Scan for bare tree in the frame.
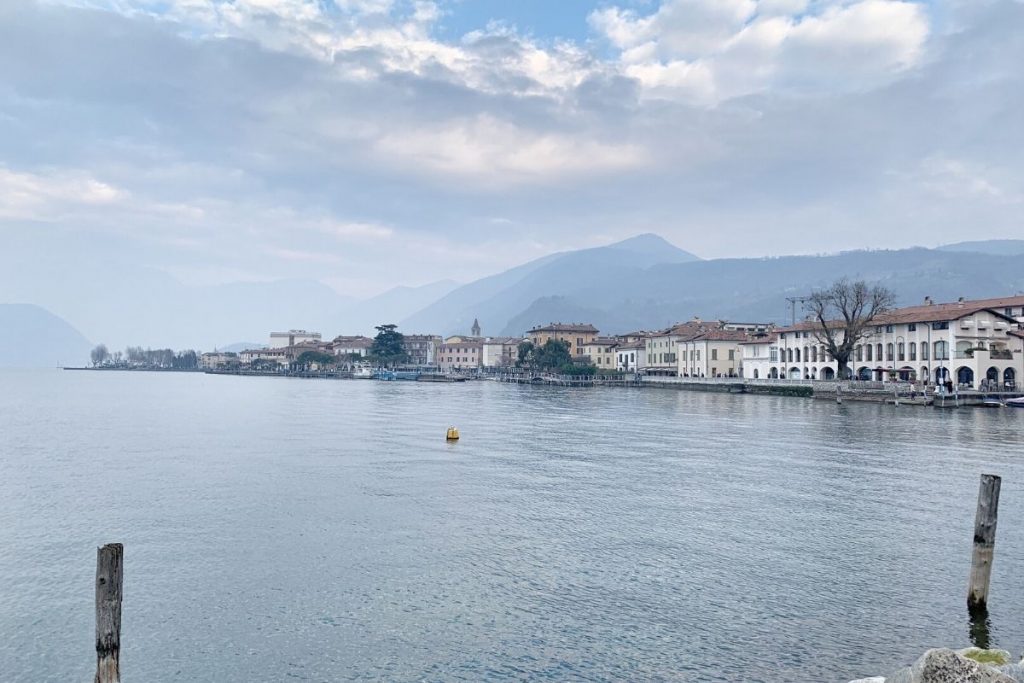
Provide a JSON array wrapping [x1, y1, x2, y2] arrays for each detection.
[[90, 344, 110, 367], [806, 279, 895, 379]]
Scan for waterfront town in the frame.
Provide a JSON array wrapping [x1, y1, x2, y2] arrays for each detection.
[[171, 292, 1024, 398]]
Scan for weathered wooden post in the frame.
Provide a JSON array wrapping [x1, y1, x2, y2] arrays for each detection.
[[967, 475, 1000, 613], [95, 543, 123, 683]]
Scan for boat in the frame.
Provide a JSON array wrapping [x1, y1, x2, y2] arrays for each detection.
[[1006, 397, 1024, 408], [981, 397, 1006, 408], [353, 367, 374, 379]]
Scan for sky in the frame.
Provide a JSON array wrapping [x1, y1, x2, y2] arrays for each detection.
[[0, 0, 1022, 301]]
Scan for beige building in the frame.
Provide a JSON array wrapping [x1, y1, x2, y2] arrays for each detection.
[[582, 337, 619, 371], [269, 329, 321, 349], [526, 323, 599, 357], [677, 329, 749, 378], [437, 339, 482, 372], [330, 335, 373, 358]]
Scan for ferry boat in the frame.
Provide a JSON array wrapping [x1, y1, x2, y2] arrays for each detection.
[[353, 367, 374, 379]]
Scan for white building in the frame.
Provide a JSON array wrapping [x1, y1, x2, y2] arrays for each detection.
[[331, 336, 373, 358], [677, 329, 749, 378], [269, 330, 321, 349], [481, 337, 522, 368], [741, 296, 1024, 389], [616, 339, 647, 372]]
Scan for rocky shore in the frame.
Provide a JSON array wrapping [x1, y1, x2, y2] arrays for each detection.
[[851, 648, 1024, 682]]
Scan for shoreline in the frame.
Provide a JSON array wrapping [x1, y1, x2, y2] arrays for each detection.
[[61, 366, 1024, 408]]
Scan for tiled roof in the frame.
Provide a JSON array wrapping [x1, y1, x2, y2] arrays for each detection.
[[528, 323, 599, 333], [780, 295, 1024, 333], [682, 329, 751, 343], [739, 333, 778, 345]]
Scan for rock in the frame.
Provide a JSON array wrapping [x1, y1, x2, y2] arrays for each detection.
[[996, 663, 1024, 681], [959, 648, 1014, 667], [885, 649, 1017, 683]]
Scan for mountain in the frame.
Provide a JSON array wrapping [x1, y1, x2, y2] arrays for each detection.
[[0, 304, 93, 367], [937, 239, 1024, 256], [218, 342, 264, 353], [340, 280, 460, 335], [399, 236, 1024, 337], [400, 234, 700, 336]]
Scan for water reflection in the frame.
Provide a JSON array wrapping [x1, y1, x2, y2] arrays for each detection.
[[969, 605, 993, 649]]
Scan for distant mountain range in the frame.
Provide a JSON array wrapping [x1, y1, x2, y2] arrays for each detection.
[[403, 236, 1024, 336], [3, 235, 1023, 355], [0, 304, 92, 367], [937, 239, 1024, 256], [401, 234, 700, 335]]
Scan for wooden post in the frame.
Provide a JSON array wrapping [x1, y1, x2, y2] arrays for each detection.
[[95, 543, 123, 683], [967, 475, 1000, 612]]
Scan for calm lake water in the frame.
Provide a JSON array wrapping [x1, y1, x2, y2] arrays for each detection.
[[1, 370, 1023, 682]]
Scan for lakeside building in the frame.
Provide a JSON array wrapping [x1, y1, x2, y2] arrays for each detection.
[[645, 319, 773, 377], [527, 323, 599, 357], [239, 347, 290, 366], [402, 334, 443, 365], [616, 339, 648, 372], [583, 337, 619, 371], [741, 295, 1024, 389], [677, 328, 750, 378], [330, 335, 373, 358], [269, 330, 321, 349], [481, 337, 523, 368], [438, 339, 483, 372], [199, 351, 237, 369]]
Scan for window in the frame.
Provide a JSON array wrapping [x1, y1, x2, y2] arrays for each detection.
[[934, 340, 949, 360], [897, 342, 905, 361], [728, 350, 735, 361], [876, 343, 883, 361], [711, 349, 718, 360], [885, 325, 894, 333], [908, 343, 916, 361], [932, 321, 949, 330], [908, 323, 916, 331], [886, 343, 894, 361], [866, 345, 873, 361], [921, 342, 928, 360], [856, 345, 863, 361]]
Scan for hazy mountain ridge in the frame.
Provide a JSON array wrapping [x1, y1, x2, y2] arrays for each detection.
[[0, 304, 92, 367], [936, 240, 1024, 256], [494, 247, 1024, 335], [401, 234, 700, 336]]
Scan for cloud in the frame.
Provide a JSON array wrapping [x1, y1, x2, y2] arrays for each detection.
[[590, 0, 930, 102], [374, 114, 647, 183], [1, 0, 1023, 308], [0, 167, 127, 220]]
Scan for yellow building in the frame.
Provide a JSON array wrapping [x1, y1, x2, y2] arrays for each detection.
[[582, 337, 619, 370], [526, 323, 599, 357]]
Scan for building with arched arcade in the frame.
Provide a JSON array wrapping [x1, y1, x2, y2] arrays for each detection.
[[740, 295, 1024, 389]]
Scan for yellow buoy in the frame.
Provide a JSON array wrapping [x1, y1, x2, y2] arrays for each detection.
[[446, 426, 460, 441]]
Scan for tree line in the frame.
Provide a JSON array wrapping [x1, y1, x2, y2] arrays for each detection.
[[91, 344, 198, 369]]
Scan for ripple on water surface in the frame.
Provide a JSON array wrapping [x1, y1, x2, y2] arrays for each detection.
[[0, 370, 1022, 682]]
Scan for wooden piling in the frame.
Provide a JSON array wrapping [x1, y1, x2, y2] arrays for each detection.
[[95, 543, 123, 683], [967, 475, 1000, 612]]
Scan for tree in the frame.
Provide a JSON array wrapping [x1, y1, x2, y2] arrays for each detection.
[[296, 350, 335, 369], [90, 344, 110, 367], [806, 278, 896, 379], [370, 324, 408, 367], [517, 339, 573, 371]]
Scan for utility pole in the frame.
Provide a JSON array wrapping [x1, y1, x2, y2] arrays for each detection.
[[785, 296, 810, 326]]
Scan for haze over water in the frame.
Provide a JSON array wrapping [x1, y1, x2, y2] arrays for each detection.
[[1, 370, 1023, 682]]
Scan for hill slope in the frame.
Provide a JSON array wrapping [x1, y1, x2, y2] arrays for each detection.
[[497, 248, 1024, 335], [400, 234, 699, 336], [0, 304, 93, 367]]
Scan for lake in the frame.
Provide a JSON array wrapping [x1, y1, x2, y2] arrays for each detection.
[[1, 369, 1022, 682]]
